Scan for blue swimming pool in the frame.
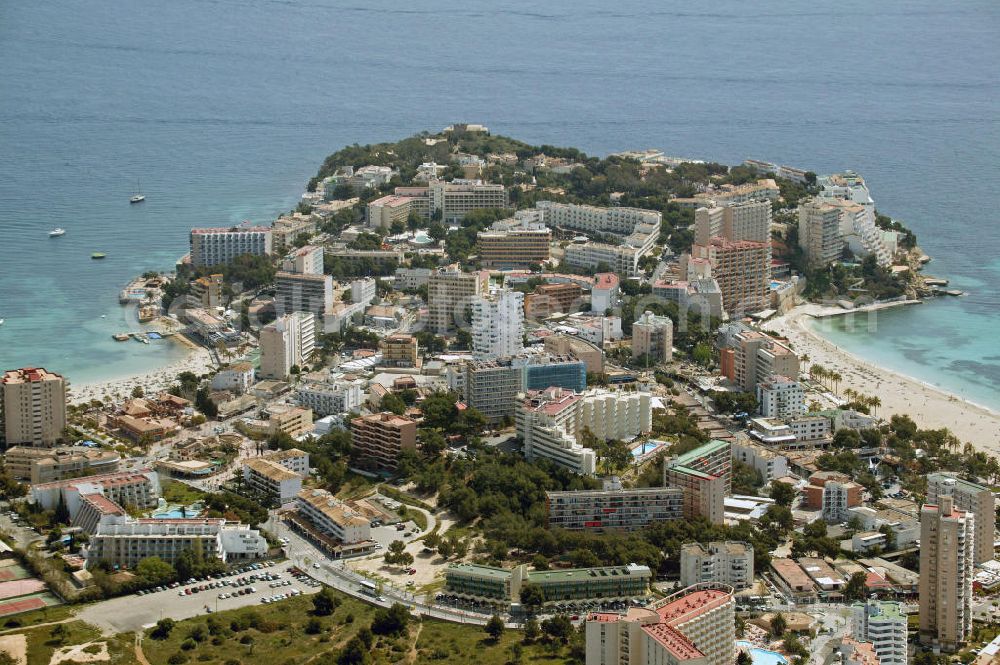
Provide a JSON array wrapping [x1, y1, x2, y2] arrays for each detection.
[[736, 641, 788, 665], [630, 440, 666, 458]]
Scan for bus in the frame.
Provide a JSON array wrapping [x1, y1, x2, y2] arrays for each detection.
[[359, 580, 378, 597]]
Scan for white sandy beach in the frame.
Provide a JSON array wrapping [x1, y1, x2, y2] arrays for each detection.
[[764, 304, 1000, 456], [68, 345, 216, 406]]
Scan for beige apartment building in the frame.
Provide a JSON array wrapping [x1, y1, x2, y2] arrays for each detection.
[[920, 495, 974, 652], [1, 368, 67, 448], [477, 225, 551, 269], [426, 268, 488, 333], [379, 334, 420, 368], [350, 412, 417, 471], [694, 199, 772, 245], [274, 271, 333, 317], [266, 405, 313, 439], [724, 330, 799, 392], [524, 283, 584, 319], [4, 446, 120, 484], [687, 236, 771, 315], [927, 473, 995, 565], [798, 198, 844, 267], [631, 310, 673, 364], [259, 312, 315, 380]]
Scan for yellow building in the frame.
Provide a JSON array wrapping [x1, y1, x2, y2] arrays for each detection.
[[1, 368, 67, 448]]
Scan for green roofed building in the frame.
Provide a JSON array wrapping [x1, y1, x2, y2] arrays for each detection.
[[444, 562, 652, 608], [663, 439, 731, 525]]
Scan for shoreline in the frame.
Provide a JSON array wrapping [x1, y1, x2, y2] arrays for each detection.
[[763, 303, 1000, 456], [68, 343, 216, 406]]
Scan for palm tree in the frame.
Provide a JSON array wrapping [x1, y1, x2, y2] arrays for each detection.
[[830, 371, 842, 395], [869, 395, 881, 417]]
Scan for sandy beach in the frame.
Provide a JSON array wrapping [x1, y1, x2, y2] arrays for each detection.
[[68, 345, 216, 406], [764, 303, 1000, 456]]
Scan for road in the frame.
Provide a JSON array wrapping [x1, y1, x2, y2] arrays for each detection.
[[267, 517, 489, 626]]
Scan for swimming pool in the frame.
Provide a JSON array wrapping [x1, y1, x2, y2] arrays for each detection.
[[151, 503, 202, 519], [630, 440, 666, 458], [736, 641, 788, 665]]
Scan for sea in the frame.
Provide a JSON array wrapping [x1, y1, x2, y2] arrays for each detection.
[[1, 0, 998, 407]]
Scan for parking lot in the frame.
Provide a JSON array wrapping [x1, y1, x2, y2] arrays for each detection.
[[370, 519, 421, 549], [78, 560, 320, 633]]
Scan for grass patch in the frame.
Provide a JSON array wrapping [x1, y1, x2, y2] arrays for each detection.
[[378, 485, 434, 512], [415, 619, 572, 664], [25, 620, 102, 665], [396, 504, 428, 531], [0, 603, 76, 631], [335, 473, 378, 501], [160, 479, 208, 505], [141, 592, 378, 665]]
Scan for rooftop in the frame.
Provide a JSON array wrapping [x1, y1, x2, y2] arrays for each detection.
[[244, 458, 299, 482]]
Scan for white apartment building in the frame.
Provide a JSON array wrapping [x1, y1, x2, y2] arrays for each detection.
[[756, 375, 805, 418], [295, 378, 363, 416], [680, 541, 754, 590], [471, 289, 524, 360], [515, 387, 652, 475], [86, 515, 267, 569], [731, 437, 788, 482], [259, 312, 316, 380], [210, 362, 255, 394], [189, 226, 272, 268], [242, 457, 302, 504], [851, 601, 908, 665], [295, 488, 371, 544], [262, 447, 310, 476], [591, 273, 619, 313], [536, 201, 661, 236], [394, 267, 432, 290], [32, 470, 160, 519], [350, 278, 377, 306], [275, 271, 333, 317], [816, 171, 890, 265], [281, 244, 324, 275]]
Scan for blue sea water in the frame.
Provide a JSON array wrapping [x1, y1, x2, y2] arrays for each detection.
[[1, 1, 998, 405]]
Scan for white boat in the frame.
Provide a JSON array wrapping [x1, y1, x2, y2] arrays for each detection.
[[130, 178, 145, 204], [0, 319, 4, 326], [49, 228, 66, 237]]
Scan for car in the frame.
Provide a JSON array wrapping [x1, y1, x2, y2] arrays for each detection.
[[408, 569, 416, 575], [312, 563, 320, 569], [261, 598, 270, 604]]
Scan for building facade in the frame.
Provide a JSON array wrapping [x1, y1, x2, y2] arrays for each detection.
[[427, 268, 488, 334], [798, 199, 844, 267], [259, 312, 316, 380], [927, 472, 996, 565], [295, 488, 371, 544], [4, 446, 120, 484], [680, 542, 754, 590], [919, 495, 974, 652], [1, 368, 67, 448], [756, 375, 805, 418], [546, 487, 683, 531], [274, 271, 333, 317], [350, 412, 417, 471], [850, 601, 908, 665], [632, 310, 673, 364], [189, 226, 272, 267], [664, 440, 731, 525], [471, 289, 524, 360]]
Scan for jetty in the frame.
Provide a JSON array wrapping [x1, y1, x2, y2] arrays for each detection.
[[808, 298, 923, 319]]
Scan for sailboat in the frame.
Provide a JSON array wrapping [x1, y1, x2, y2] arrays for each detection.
[[130, 178, 145, 204], [49, 228, 66, 237]]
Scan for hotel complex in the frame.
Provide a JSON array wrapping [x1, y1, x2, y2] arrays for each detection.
[[919, 495, 974, 652], [189, 226, 273, 268], [663, 440, 731, 525], [586, 583, 736, 665]]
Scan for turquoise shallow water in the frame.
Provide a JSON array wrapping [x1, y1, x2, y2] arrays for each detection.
[[0, 0, 998, 402]]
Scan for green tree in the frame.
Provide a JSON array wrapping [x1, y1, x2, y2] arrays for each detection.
[[519, 584, 545, 614], [312, 587, 340, 616], [136, 556, 176, 586], [485, 614, 505, 642], [737, 651, 753, 665], [336, 637, 370, 665], [151, 618, 176, 640], [541, 615, 573, 643], [523, 617, 540, 643], [371, 603, 410, 636], [770, 613, 787, 638], [844, 571, 867, 602], [769, 482, 796, 507], [380, 393, 406, 415]]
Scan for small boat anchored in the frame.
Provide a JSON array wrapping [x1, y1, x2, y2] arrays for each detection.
[[49, 228, 66, 237], [91, 252, 106, 260], [130, 178, 145, 204]]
